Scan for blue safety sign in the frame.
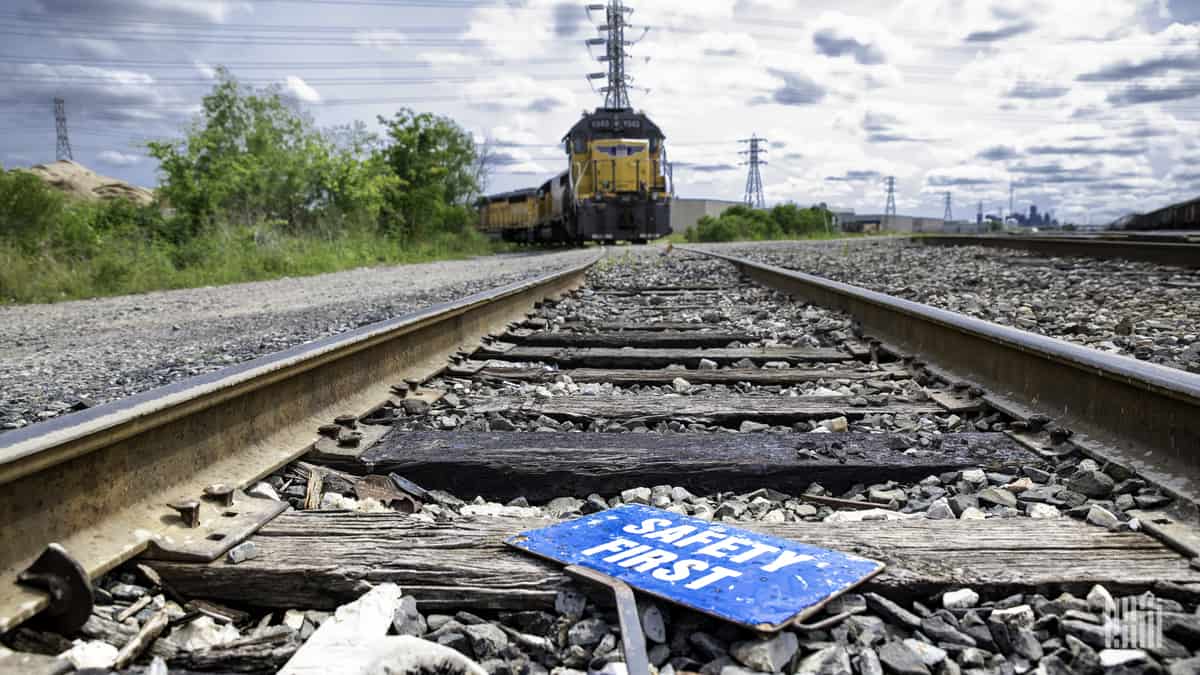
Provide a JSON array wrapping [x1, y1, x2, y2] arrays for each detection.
[[507, 504, 884, 630]]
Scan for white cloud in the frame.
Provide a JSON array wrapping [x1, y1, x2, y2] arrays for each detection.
[[97, 150, 142, 167], [194, 62, 218, 80], [30, 0, 250, 23], [283, 76, 321, 104], [464, 75, 576, 114]]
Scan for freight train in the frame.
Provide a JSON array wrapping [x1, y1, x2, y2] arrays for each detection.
[[477, 107, 672, 245], [1118, 196, 1200, 231]]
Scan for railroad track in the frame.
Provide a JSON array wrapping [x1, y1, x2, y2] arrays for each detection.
[[918, 234, 1200, 268], [3, 247, 1200, 674]]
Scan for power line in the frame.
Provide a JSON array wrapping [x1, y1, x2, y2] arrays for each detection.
[[739, 134, 767, 209]]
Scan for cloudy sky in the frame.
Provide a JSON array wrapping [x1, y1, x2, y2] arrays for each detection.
[[1, 0, 1198, 223]]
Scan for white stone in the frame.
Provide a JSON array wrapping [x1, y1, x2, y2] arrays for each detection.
[[902, 638, 947, 665], [739, 421, 770, 433], [698, 359, 719, 370], [227, 541, 259, 564], [730, 632, 799, 672], [320, 493, 358, 510], [761, 509, 787, 523], [172, 616, 241, 651], [1027, 503, 1061, 519], [959, 507, 987, 520], [820, 417, 849, 433], [1087, 585, 1116, 613], [284, 610, 308, 630], [990, 605, 1036, 629], [621, 487, 652, 504], [60, 640, 118, 670], [247, 482, 281, 502], [1099, 649, 1149, 668], [670, 486, 695, 502], [926, 498, 955, 520], [672, 377, 692, 394], [824, 509, 919, 523], [1086, 505, 1121, 529], [943, 589, 980, 609], [960, 469, 987, 484], [355, 497, 390, 514], [460, 504, 543, 519]]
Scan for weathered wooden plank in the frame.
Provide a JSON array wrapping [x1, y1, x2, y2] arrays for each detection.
[[347, 432, 1036, 499], [611, 304, 717, 311], [592, 285, 724, 294], [557, 321, 718, 332], [591, 285, 731, 293], [505, 331, 757, 349], [457, 365, 910, 386], [474, 345, 851, 368], [149, 514, 1200, 613], [468, 393, 940, 425]]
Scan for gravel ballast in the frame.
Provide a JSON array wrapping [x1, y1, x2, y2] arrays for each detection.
[[0, 249, 597, 433], [701, 239, 1200, 374]]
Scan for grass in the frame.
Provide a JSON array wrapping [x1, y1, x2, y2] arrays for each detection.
[[0, 225, 507, 305]]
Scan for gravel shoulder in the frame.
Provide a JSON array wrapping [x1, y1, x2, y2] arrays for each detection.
[[0, 249, 598, 432], [697, 238, 1200, 374]]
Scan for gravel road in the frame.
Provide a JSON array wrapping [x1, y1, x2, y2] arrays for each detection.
[[0, 249, 598, 433], [701, 239, 1200, 375]]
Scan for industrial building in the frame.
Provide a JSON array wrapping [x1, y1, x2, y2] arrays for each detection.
[[838, 212, 989, 234], [669, 198, 743, 233]]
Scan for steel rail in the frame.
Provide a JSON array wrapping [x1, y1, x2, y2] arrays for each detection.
[[917, 235, 1200, 268], [0, 256, 598, 632], [682, 246, 1200, 502]]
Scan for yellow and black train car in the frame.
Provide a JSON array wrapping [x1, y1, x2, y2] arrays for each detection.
[[478, 108, 672, 245]]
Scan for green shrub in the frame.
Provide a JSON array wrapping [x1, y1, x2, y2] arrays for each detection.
[[0, 70, 503, 305], [685, 203, 833, 243]]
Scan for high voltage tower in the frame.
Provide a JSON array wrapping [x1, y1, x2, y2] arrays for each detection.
[[943, 191, 953, 222], [884, 176, 897, 228], [586, 0, 644, 110], [54, 97, 73, 162], [977, 201, 984, 225], [739, 134, 767, 208]]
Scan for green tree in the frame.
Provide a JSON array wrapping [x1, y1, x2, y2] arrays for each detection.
[[0, 164, 66, 252], [149, 69, 384, 236], [375, 109, 479, 239]]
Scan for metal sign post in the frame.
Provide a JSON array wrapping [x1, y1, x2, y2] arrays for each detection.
[[565, 565, 651, 674]]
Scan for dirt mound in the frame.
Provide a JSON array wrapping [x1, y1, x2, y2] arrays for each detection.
[[24, 160, 154, 206]]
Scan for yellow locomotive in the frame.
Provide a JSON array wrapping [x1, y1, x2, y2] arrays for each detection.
[[478, 108, 672, 244]]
